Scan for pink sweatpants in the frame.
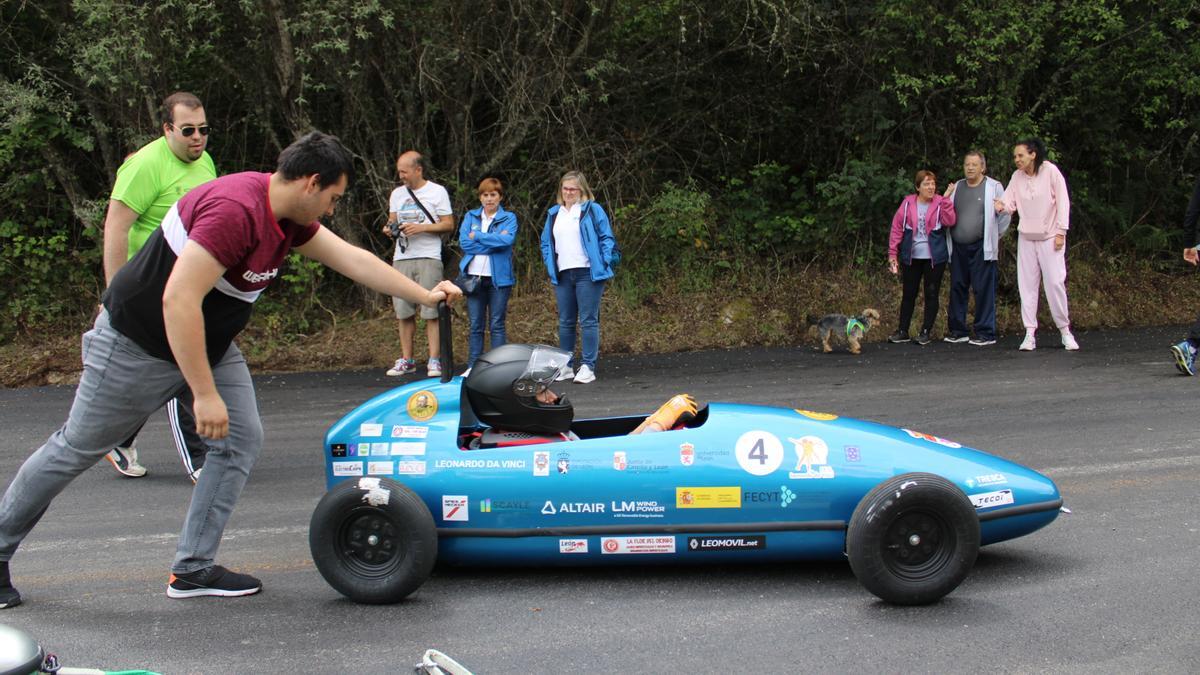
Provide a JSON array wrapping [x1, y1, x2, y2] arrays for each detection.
[[1017, 236, 1070, 332]]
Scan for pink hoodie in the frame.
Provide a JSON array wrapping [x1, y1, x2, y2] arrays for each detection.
[[1000, 161, 1070, 241]]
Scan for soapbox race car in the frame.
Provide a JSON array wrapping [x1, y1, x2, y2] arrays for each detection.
[[308, 306, 1062, 605]]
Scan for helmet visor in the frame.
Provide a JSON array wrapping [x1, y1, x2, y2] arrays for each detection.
[[512, 347, 572, 397]]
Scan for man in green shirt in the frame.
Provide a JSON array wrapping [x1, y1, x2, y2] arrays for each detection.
[[101, 91, 216, 481]]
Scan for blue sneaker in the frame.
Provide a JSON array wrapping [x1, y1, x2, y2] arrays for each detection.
[[1170, 341, 1196, 376]]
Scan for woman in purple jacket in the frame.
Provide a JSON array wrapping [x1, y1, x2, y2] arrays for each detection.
[[887, 170, 957, 345]]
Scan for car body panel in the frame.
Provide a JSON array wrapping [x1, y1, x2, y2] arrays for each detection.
[[323, 378, 1061, 565]]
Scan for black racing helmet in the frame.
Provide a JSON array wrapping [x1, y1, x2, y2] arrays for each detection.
[[464, 344, 574, 435]]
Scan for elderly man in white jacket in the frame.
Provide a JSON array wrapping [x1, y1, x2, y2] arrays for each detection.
[[942, 151, 1012, 346]]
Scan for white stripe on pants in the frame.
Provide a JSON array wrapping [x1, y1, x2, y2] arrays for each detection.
[[1017, 236, 1071, 332]]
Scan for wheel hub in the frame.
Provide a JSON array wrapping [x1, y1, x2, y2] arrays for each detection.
[[883, 509, 951, 578], [338, 509, 402, 575]]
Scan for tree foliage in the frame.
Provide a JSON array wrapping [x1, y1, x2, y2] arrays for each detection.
[[2, 0, 1199, 340]]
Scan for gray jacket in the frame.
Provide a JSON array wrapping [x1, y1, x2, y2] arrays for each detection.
[[948, 176, 1011, 261]]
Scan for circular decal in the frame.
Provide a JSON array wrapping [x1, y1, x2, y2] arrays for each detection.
[[603, 539, 620, 553], [406, 390, 438, 422], [734, 431, 784, 476], [795, 409, 838, 421]]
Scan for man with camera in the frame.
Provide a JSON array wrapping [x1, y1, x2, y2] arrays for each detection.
[[381, 150, 455, 377]]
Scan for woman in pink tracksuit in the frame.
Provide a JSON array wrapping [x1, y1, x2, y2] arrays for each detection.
[[994, 138, 1079, 352]]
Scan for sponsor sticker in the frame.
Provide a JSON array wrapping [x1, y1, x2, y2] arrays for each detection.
[[676, 486, 741, 509], [613, 451, 627, 471], [734, 431, 784, 476], [680, 443, 695, 466], [787, 435, 835, 479], [390, 442, 427, 456], [557, 452, 570, 474], [600, 536, 676, 554], [359, 423, 384, 437], [396, 460, 426, 475], [442, 495, 469, 521], [367, 461, 393, 475], [371, 442, 389, 456], [560, 539, 589, 554], [966, 473, 1007, 489], [687, 535, 766, 551], [611, 500, 667, 518], [844, 445, 861, 462], [970, 489, 1015, 509], [541, 501, 605, 514], [391, 425, 428, 439], [794, 409, 838, 421], [902, 428, 963, 449], [332, 461, 364, 477], [478, 499, 531, 513], [330, 443, 347, 458], [407, 391, 438, 422], [534, 451, 550, 477], [743, 488, 795, 507], [347, 444, 359, 457]]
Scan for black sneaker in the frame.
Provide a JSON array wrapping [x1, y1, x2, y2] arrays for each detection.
[[887, 331, 910, 344], [0, 561, 22, 609], [167, 565, 262, 599], [943, 334, 969, 344], [914, 330, 932, 345]]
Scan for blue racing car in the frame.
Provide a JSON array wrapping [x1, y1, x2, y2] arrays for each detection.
[[309, 306, 1062, 605]]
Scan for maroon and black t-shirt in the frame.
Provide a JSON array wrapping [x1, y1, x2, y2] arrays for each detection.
[[103, 172, 320, 364]]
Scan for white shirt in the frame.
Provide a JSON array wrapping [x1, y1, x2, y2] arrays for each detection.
[[389, 180, 453, 261], [552, 203, 588, 271], [466, 210, 496, 276]]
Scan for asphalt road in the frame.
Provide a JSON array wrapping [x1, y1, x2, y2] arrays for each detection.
[[0, 326, 1197, 674]]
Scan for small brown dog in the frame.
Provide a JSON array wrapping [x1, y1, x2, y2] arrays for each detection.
[[807, 308, 880, 354]]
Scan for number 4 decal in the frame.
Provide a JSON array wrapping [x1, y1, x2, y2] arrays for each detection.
[[735, 431, 784, 476]]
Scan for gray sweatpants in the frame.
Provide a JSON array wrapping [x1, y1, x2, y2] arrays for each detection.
[[0, 311, 263, 573]]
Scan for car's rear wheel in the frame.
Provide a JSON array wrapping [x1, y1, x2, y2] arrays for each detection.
[[846, 472, 979, 605], [309, 477, 437, 604]]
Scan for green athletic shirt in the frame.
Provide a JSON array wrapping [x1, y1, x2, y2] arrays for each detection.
[[110, 136, 216, 259]]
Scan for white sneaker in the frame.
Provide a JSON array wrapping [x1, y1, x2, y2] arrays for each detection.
[[555, 367, 575, 382], [106, 443, 148, 477], [1019, 333, 1036, 351], [459, 368, 472, 378], [573, 365, 596, 384], [427, 358, 442, 377], [1061, 332, 1080, 351]]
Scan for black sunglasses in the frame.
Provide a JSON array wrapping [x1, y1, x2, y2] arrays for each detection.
[[171, 123, 211, 137]]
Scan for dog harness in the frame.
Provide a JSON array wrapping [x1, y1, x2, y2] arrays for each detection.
[[846, 318, 865, 336]]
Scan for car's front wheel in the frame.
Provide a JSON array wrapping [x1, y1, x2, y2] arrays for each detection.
[[309, 477, 437, 604], [846, 472, 979, 605]]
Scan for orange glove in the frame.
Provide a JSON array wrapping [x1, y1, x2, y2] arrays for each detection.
[[631, 394, 698, 434]]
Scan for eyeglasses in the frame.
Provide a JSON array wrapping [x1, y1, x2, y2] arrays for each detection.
[[171, 123, 211, 137], [561, 187, 580, 193]]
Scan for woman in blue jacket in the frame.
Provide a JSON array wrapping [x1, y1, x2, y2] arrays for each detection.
[[539, 171, 616, 384], [886, 170, 957, 345], [458, 177, 518, 373]]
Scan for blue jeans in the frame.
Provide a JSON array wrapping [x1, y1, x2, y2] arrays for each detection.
[[947, 239, 998, 340], [466, 276, 511, 368], [0, 311, 263, 574], [554, 267, 605, 369]]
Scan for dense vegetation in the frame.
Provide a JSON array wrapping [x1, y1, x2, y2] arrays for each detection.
[[2, 0, 1199, 344]]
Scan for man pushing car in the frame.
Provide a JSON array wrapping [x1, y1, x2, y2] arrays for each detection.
[[0, 132, 461, 608]]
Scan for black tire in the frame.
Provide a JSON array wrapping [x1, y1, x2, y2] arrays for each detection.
[[846, 472, 980, 605], [309, 477, 437, 604]]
